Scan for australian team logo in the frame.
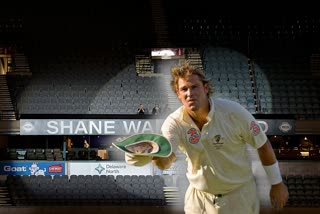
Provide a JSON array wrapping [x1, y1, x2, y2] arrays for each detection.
[[187, 128, 200, 144], [250, 121, 260, 136], [214, 135, 221, 143], [212, 135, 224, 149]]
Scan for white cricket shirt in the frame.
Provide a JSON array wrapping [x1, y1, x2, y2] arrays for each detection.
[[161, 97, 267, 195]]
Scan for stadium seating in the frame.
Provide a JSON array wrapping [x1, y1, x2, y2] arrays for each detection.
[[283, 174, 320, 207], [6, 174, 168, 207]]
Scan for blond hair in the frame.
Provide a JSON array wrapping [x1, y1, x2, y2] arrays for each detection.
[[170, 60, 213, 96]]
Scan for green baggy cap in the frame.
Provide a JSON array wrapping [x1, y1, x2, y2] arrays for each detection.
[[112, 133, 172, 157]]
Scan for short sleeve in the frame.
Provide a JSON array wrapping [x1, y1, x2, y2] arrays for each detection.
[[160, 116, 180, 153], [236, 104, 267, 149]]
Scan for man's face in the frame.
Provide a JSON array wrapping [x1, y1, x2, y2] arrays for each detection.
[[176, 74, 209, 112]]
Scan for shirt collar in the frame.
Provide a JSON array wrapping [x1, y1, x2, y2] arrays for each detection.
[[207, 97, 215, 122], [179, 96, 215, 123]]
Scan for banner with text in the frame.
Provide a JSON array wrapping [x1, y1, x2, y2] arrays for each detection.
[[20, 119, 163, 135], [68, 161, 153, 176], [20, 119, 295, 135], [0, 161, 66, 176]]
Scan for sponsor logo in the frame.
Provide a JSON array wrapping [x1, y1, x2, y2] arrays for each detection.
[[187, 128, 200, 144], [4, 165, 27, 172], [29, 163, 46, 175], [95, 163, 105, 174], [22, 121, 34, 132], [250, 121, 261, 136], [48, 164, 63, 173], [257, 121, 268, 133], [279, 122, 292, 133]]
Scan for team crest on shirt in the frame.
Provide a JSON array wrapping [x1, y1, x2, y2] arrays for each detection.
[[212, 135, 224, 149], [214, 135, 221, 143], [250, 121, 260, 136], [187, 128, 200, 144]]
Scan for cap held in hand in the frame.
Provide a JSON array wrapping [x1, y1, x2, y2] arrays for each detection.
[[112, 133, 172, 157]]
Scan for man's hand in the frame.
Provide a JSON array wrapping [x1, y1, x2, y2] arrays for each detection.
[[125, 153, 152, 166], [152, 153, 176, 170], [270, 182, 289, 209]]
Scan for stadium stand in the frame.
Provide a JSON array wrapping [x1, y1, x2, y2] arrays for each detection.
[[1, 1, 320, 214]]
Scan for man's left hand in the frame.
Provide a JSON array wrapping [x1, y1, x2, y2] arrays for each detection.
[[270, 182, 289, 209]]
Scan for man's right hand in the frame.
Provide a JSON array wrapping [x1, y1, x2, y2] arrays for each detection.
[[125, 153, 153, 166], [152, 153, 176, 170]]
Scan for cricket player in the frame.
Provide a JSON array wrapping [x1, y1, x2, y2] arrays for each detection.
[[125, 60, 288, 213]]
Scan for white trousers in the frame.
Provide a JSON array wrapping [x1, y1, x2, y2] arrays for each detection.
[[184, 179, 260, 214]]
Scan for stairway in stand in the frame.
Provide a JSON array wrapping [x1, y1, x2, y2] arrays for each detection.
[[0, 75, 16, 120], [135, 55, 153, 74], [185, 48, 204, 70], [0, 178, 12, 206], [163, 74, 181, 112], [150, 0, 171, 48]]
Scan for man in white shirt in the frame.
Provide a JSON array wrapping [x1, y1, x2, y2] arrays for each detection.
[[126, 60, 288, 214]]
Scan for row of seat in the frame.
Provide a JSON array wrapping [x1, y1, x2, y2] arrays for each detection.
[[17, 67, 169, 115], [6, 174, 167, 206], [204, 47, 320, 118], [9, 46, 319, 119], [283, 175, 320, 207], [1, 148, 63, 161]]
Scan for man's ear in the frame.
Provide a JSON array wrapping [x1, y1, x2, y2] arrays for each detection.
[[204, 83, 209, 94], [176, 89, 181, 99]]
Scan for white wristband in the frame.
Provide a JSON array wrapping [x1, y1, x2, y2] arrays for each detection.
[[263, 161, 283, 185]]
